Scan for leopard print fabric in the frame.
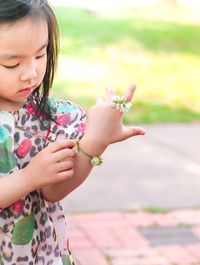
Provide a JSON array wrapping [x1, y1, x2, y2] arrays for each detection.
[[0, 97, 86, 265]]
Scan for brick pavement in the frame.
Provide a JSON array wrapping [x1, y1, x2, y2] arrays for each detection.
[[67, 210, 200, 265]]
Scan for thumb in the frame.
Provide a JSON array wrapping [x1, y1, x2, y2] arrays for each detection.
[[48, 139, 76, 152], [122, 126, 145, 140]]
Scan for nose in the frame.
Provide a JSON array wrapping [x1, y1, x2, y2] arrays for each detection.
[[20, 60, 37, 84]]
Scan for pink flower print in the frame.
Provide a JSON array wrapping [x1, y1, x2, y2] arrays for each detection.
[[12, 199, 24, 214], [17, 139, 32, 157], [76, 123, 85, 133], [27, 103, 40, 116], [56, 114, 71, 126]]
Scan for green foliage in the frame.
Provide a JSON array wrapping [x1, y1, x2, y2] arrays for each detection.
[[0, 125, 16, 173], [51, 6, 200, 123], [144, 207, 170, 214], [61, 255, 72, 265], [11, 213, 35, 245], [55, 8, 200, 56]]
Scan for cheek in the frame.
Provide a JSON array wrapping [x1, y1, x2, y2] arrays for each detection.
[[39, 56, 48, 77], [0, 67, 18, 82]]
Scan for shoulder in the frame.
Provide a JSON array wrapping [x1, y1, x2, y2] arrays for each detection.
[[47, 98, 86, 139], [47, 98, 85, 117]]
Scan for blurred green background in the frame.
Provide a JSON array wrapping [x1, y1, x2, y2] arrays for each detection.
[[50, 2, 200, 124]]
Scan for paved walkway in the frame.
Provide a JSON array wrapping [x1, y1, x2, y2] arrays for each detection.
[[61, 124, 200, 264], [62, 124, 200, 212], [68, 210, 200, 265]]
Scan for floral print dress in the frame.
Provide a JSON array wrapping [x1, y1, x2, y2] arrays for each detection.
[[0, 97, 86, 265]]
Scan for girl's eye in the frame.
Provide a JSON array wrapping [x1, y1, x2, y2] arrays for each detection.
[[36, 53, 46, 59], [4, 63, 19, 69], [2, 53, 46, 69]]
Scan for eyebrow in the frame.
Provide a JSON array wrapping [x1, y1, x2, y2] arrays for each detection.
[[0, 41, 48, 60]]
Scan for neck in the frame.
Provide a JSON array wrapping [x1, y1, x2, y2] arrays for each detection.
[[0, 99, 26, 112]]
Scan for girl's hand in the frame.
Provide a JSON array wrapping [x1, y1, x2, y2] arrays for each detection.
[[22, 140, 76, 190], [84, 83, 145, 148]]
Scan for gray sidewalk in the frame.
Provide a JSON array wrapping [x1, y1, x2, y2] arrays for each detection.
[[61, 124, 200, 213]]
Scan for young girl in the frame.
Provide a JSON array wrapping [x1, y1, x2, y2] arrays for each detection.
[[0, 0, 145, 264]]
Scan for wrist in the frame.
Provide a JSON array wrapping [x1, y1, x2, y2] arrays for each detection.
[[79, 136, 107, 156], [21, 167, 37, 191], [76, 140, 103, 166], [76, 137, 107, 166]]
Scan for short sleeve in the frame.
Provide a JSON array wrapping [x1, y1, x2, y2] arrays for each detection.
[[47, 98, 86, 142]]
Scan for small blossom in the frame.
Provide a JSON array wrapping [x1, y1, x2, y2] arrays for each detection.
[[91, 156, 103, 166], [111, 96, 132, 113]]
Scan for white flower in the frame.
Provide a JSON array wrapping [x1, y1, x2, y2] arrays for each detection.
[[111, 96, 132, 113]]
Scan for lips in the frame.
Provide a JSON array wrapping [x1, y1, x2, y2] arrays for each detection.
[[19, 85, 36, 95], [20, 89, 31, 96]]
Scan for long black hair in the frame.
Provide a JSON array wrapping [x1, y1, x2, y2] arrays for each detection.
[[0, 0, 59, 120]]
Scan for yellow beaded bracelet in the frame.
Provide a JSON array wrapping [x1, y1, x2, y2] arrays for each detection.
[[76, 141, 103, 166]]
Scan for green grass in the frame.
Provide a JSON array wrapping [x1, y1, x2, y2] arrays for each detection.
[[143, 207, 170, 214], [50, 6, 200, 124]]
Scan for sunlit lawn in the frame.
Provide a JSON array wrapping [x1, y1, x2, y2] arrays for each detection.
[[51, 5, 200, 123]]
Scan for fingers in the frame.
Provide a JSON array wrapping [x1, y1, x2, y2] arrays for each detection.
[[56, 160, 74, 181], [106, 83, 136, 104], [47, 139, 76, 153], [53, 148, 76, 162], [55, 160, 74, 173], [96, 87, 115, 106], [123, 83, 136, 102], [96, 96, 104, 105], [122, 126, 145, 140], [96, 83, 137, 106], [57, 169, 74, 181], [106, 87, 115, 103]]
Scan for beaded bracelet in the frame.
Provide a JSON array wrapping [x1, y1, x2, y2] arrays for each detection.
[[76, 141, 103, 166]]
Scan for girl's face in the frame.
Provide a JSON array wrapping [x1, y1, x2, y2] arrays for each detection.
[[0, 17, 48, 111]]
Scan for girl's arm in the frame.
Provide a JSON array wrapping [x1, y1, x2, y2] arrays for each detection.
[[0, 169, 34, 210], [0, 140, 77, 210], [41, 84, 145, 202], [41, 128, 143, 202], [41, 136, 105, 202]]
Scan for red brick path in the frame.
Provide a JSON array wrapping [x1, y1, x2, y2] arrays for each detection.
[[67, 210, 200, 265]]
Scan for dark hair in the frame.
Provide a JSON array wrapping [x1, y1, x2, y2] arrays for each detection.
[[0, 0, 59, 120]]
